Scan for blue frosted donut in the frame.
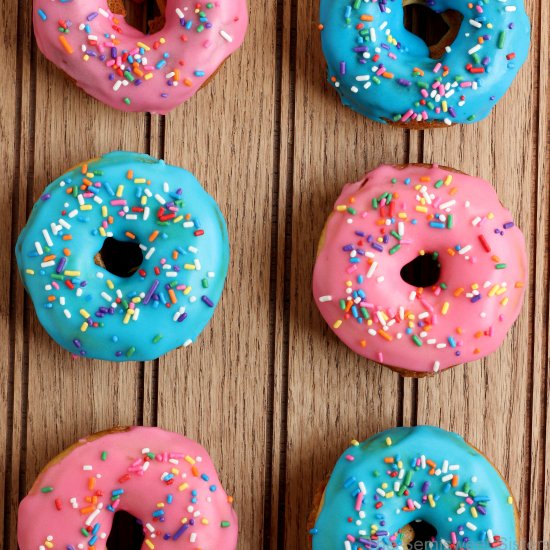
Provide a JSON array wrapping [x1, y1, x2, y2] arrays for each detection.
[[16, 152, 229, 361], [310, 426, 518, 549], [319, 0, 531, 125]]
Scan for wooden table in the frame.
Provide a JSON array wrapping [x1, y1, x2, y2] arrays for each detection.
[[1, 1, 548, 548]]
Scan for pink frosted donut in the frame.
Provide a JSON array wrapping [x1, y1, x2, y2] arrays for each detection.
[[32, 0, 248, 113], [313, 164, 527, 376], [18, 426, 238, 549]]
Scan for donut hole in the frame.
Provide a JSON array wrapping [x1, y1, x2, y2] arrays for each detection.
[[400, 253, 441, 288], [106, 511, 145, 549], [110, 0, 164, 33], [96, 237, 144, 278], [402, 1, 463, 59], [401, 519, 438, 550]]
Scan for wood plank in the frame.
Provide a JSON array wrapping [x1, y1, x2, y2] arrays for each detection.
[[278, 0, 411, 547], [1, 0, 28, 546], [156, 1, 280, 547], [416, 0, 544, 541], [16, 3, 150, 547], [533, 0, 550, 543]]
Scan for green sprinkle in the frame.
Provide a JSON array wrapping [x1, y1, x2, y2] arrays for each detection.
[[434, 179, 444, 188], [498, 31, 506, 49], [347, 207, 357, 215], [101, 451, 108, 461], [41, 486, 54, 493], [495, 263, 507, 269], [153, 334, 163, 344], [339, 299, 346, 311], [389, 244, 401, 255], [126, 346, 136, 357], [81, 528, 89, 536], [221, 521, 231, 528], [412, 335, 423, 347], [360, 307, 370, 320], [372, 198, 379, 208], [446, 214, 453, 229], [202, 278, 209, 288], [390, 230, 401, 240], [124, 97, 131, 105]]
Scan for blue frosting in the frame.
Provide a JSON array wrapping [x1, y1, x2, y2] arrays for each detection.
[[16, 152, 229, 362], [312, 426, 517, 549], [320, 0, 530, 124]]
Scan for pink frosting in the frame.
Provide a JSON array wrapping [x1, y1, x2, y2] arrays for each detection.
[[32, 1, 248, 114], [312, 165, 527, 374], [18, 426, 238, 549]]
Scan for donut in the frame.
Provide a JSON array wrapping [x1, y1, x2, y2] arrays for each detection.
[[32, 0, 248, 113], [16, 151, 229, 362], [312, 164, 526, 376], [308, 426, 519, 549], [18, 426, 238, 549], [319, 0, 530, 126]]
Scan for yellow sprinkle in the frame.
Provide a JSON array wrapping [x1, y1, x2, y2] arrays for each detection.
[[99, 227, 106, 237], [107, 279, 114, 290], [123, 311, 132, 324], [116, 185, 124, 197], [80, 309, 90, 319], [178, 483, 189, 492], [101, 205, 108, 217], [144, 73, 154, 80], [156, 502, 165, 508], [442, 100, 448, 112], [137, 41, 150, 51], [415, 206, 428, 213], [201, 518, 209, 525], [64, 270, 81, 277], [471, 506, 478, 518], [184, 264, 196, 270], [333, 320, 343, 329], [488, 212, 495, 219], [173, 216, 183, 223], [441, 302, 450, 315], [45, 543, 54, 549], [444, 175, 453, 186], [134, 178, 146, 184], [428, 494, 435, 507], [336, 205, 347, 212], [385, 491, 395, 499], [80, 322, 88, 333], [501, 297, 509, 306], [26, 269, 35, 275], [183, 286, 192, 295], [185, 455, 196, 465], [351, 439, 360, 446], [508, 496, 513, 504], [144, 540, 154, 549], [385, 437, 392, 446], [80, 204, 92, 211], [488, 284, 500, 297]]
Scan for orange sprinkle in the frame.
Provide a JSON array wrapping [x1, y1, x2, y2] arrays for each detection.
[[126, 170, 134, 180], [125, 231, 136, 240], [63, 248, 71, 256], [149, 230, 159, 242], [43, 254, 56, 262], [361, 14, 374, 21], [378, 329, 393, 342], [59, 35, 74, 54]]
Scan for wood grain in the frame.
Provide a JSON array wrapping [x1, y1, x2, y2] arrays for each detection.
[[1, 0, 548, 548]]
